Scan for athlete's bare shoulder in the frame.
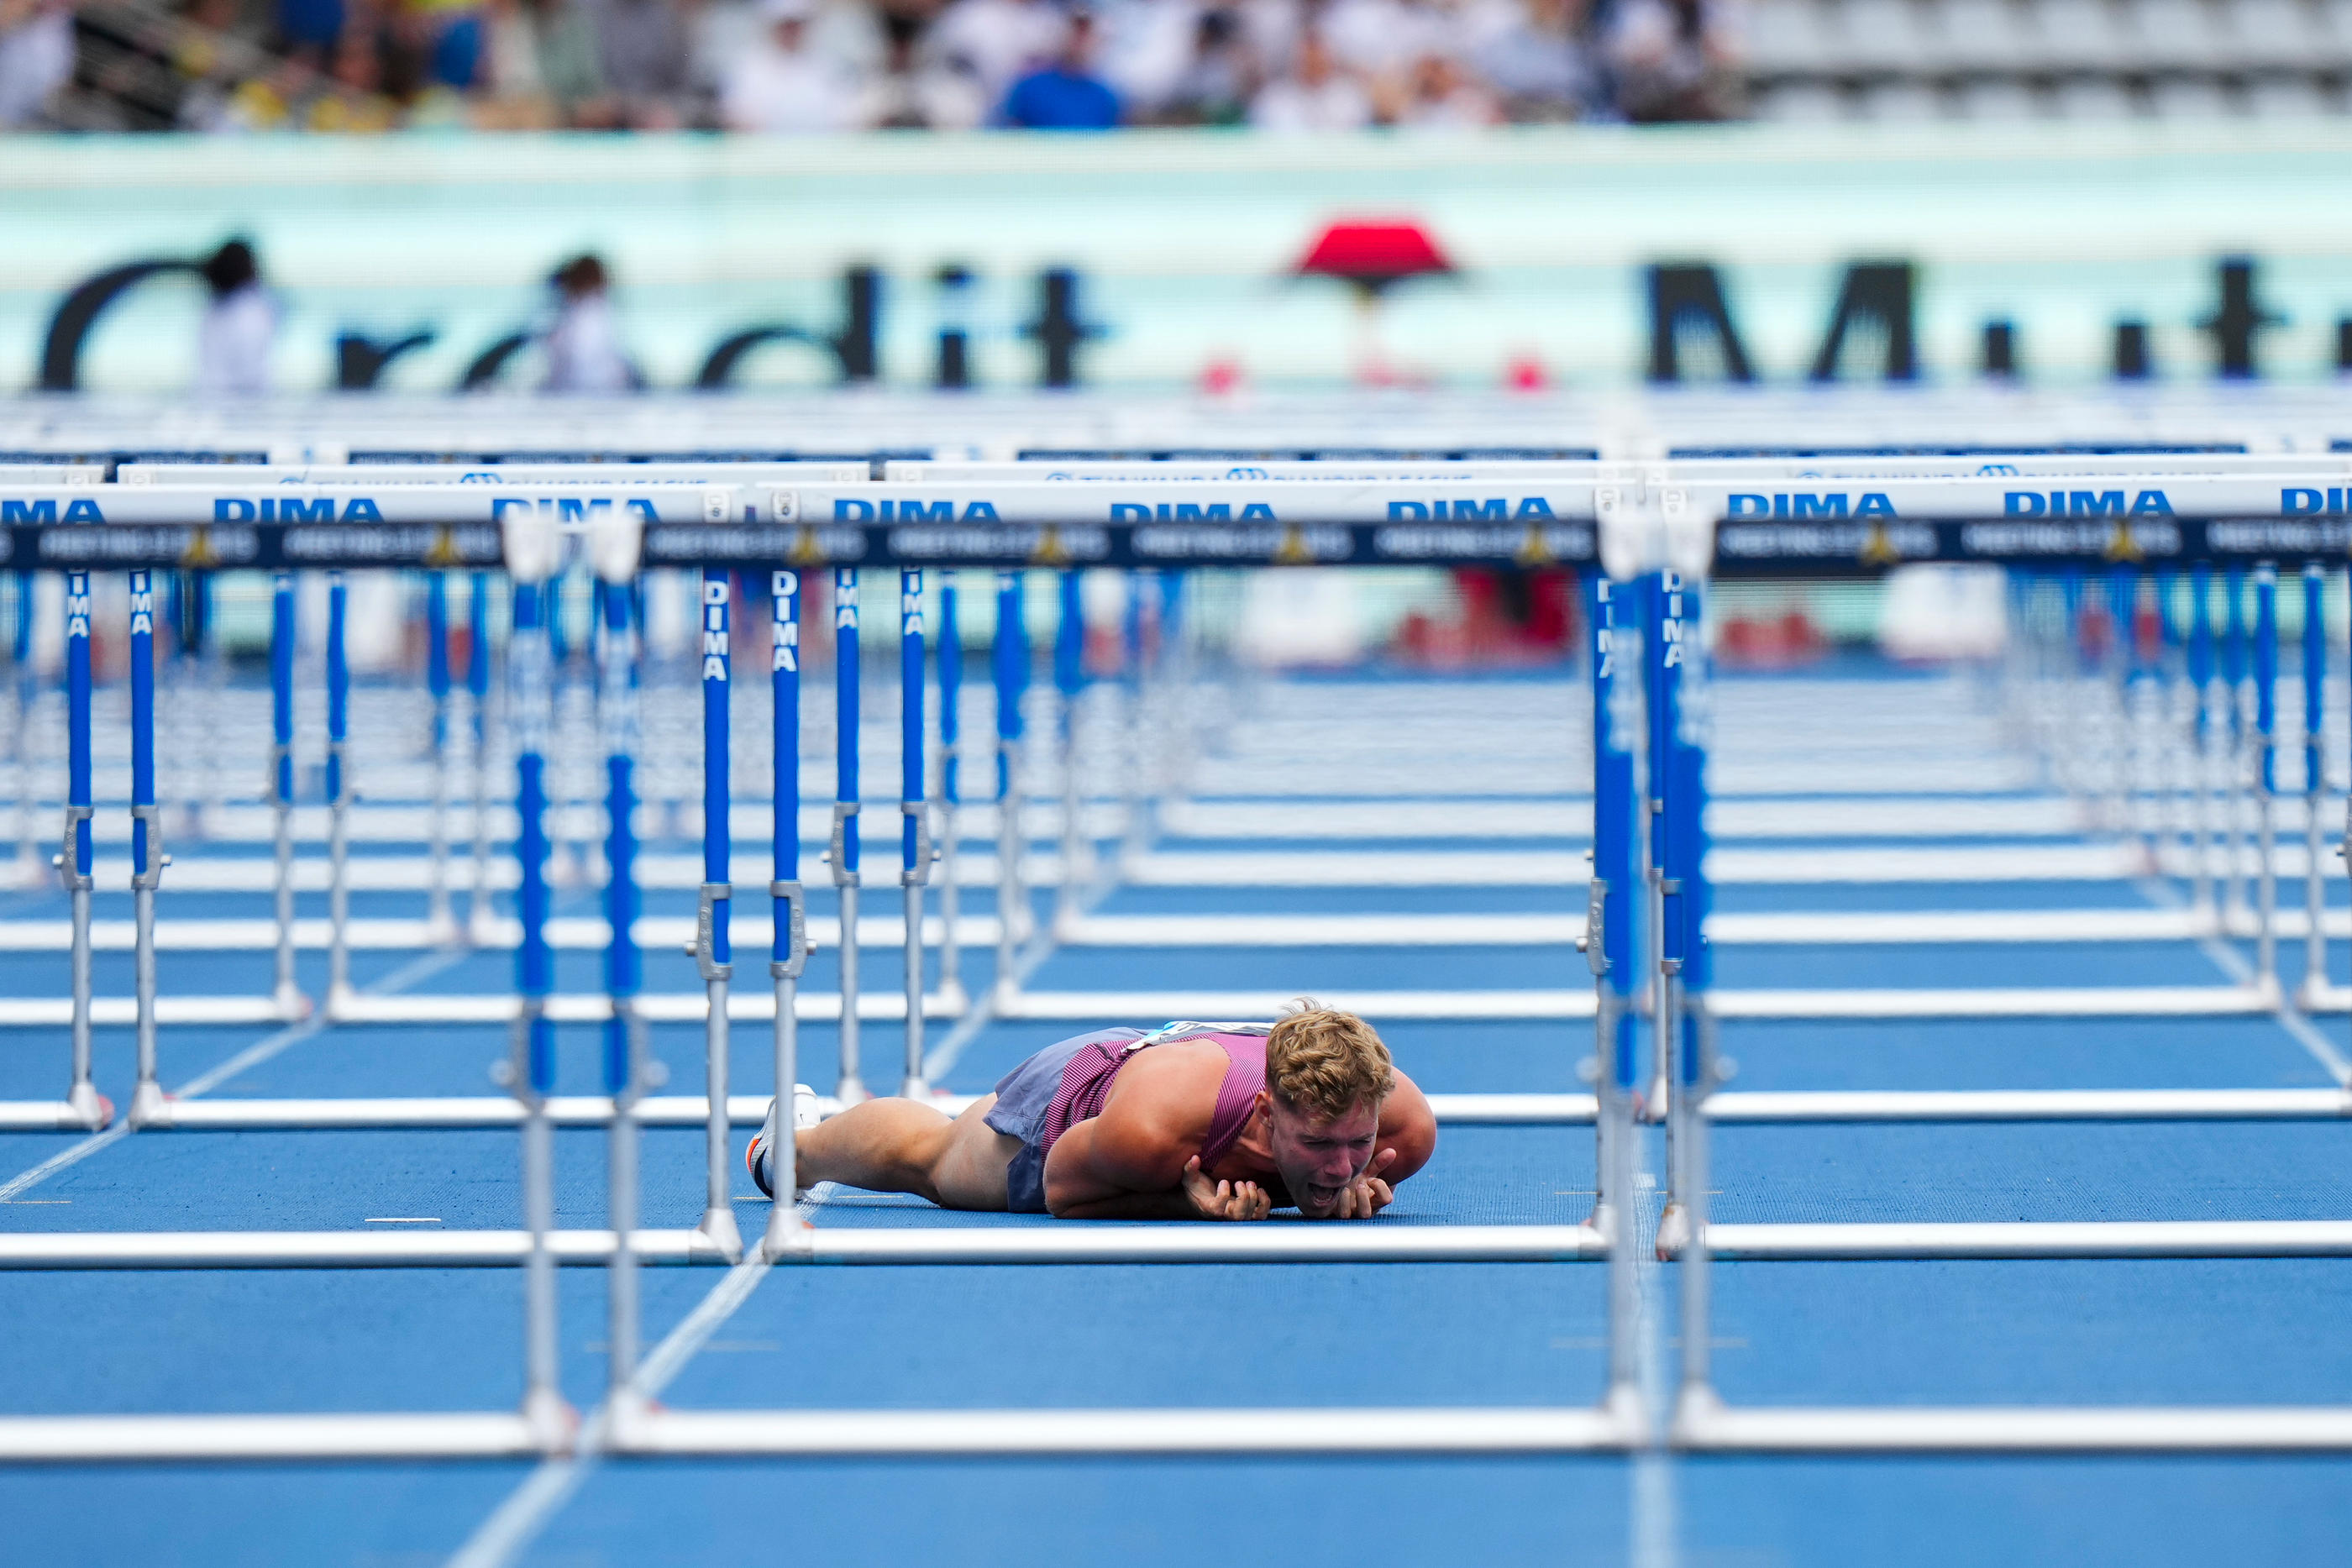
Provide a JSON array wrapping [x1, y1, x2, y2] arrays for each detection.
[[1096, 1041, 1226, 1139]]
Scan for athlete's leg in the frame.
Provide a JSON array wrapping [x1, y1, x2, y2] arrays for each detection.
[[794, 1093, 1019, 1210]]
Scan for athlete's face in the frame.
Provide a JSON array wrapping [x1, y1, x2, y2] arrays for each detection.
[[1266, 1096, 1383, 1218]]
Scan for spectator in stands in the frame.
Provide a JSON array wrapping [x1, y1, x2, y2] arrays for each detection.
[[932, 0, 1063, 105], [195, 239, 277, 396], [1395, 49, 1498, 124], [541, 253, 638, 393], [722, 0, 860, 130], [0, 0, 75, 128], [1473, 0, 1590, 120], [1605, 0, 1741, 122], [1157, 5, 1255, 125], [276, 0, 346, 66], [480, 0, 609, 125], [1248, 25, 1370, 128], [859, 7, 987, 127], [1000, 6, 1119, 127], [307, 18, 399, 128], [1320, 0, 1425, 103], [585, 0, 691, 124]]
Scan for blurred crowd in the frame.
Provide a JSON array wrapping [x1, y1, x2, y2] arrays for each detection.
[[0, 0, 1746, 133]]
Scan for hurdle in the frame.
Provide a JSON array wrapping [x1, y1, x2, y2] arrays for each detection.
[[9, 460, 2352, 1463]]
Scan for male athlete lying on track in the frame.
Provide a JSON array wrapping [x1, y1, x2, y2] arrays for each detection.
[[749, 1005, 1436, 1219]]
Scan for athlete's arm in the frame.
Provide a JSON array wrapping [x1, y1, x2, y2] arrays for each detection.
[[1043, 1050, 1259, 1219], [1378, 1072, 1438, 1183]]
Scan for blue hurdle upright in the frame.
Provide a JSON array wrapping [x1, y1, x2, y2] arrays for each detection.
[[1583, 573, 1639, 1417], [2299, 563, 2331, 1010], [830, 567, 864, 1103], [763, 568, 811, 1258], [687, 567, 741, 1255], [898, 566, 934, 1098]]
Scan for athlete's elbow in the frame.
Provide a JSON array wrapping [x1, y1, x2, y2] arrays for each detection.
[[1389, 1109, 1438, 1182]]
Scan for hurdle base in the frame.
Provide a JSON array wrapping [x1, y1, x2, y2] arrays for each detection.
[[64, 1083, 112, 1130], [521, 1387, 575, 1455], [1654, 1203, 1690, 1261], [692, 1206, 744, 1263], [759, 1212, 815, 1263], [269, 983, 311, 1022], [323, 983, 362, 1020], [0, 1411, 548, 1462], [126, 1079, 169, 1129], [601, 1386, 656, 1450]]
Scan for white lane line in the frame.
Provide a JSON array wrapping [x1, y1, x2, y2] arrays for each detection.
[[2137, 876, 2352, 1084], [444, 1186, 829, 1568], [0, 947, 467, 1204]]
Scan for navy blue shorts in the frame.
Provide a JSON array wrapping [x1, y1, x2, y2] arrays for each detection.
[[983, 1027, 1145, 1214]]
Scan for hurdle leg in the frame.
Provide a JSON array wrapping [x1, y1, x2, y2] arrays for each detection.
[[1636, 595, 1669, 1129], [1583, 572, 1644, 1424], [2301, 564, 2331, 1011], [198, 578, 224, 839], [501, 566, 570, 1445], [60, 571, 102, 1128], [934, 571, 964, 1013], [899, 567, 933, 1098], [829, 567, 866, 1103], [1668, 1009, 1721, 1434], [764, 568, 812, 1258], [1120, 569, 1149, 869], [269, 572, 304, 1020], [325, 573, 354, 1014], [2192, 681, 2217, 923], [423, 574, 456, 942], [10, 570, 33, 878], [1053, 569, 1086, 938], [689, 569, 742, 1259], [128, 571, 168, 1126], [2255, 565, 2281, 996], [988, 568, 1031, 1005], [467, 570, 496, 946], [596, 571, 651, 1426]]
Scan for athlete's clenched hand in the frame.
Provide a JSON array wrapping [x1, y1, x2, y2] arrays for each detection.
[[1181, 1156, 1272, 1221], [1327, 1146, 1399, 1220]]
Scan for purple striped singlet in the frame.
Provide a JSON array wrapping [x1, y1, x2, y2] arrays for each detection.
[[1041, 1031, 1267, 1172]]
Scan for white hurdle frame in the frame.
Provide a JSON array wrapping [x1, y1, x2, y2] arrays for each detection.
[[3, 460, 2351, 1460]]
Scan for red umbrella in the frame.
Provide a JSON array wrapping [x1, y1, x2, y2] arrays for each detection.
[[1294, 220, 1456, 297]]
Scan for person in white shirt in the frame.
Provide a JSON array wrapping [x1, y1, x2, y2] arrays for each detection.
[[721, 0, 860, 132], [1247, 26, 1370, 128], [541, 254, 636, 395], [928, 0, 1064, 103], [195, 240, 276, 397]]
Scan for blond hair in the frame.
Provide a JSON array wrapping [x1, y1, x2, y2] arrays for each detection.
[[1264, 1003, 1396, 1121]]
